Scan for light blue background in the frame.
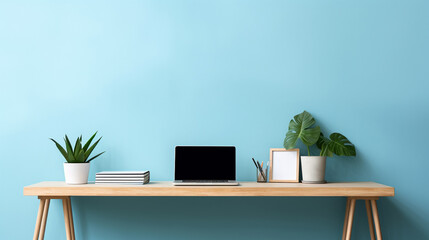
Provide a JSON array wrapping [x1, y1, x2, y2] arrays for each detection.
[[1, 0, 428, 239]]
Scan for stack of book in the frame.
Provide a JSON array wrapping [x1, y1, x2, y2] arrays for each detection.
[[95, 171, 150, 185]]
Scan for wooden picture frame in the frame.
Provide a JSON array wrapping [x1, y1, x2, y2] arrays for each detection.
[[269, 148, 300, 183]]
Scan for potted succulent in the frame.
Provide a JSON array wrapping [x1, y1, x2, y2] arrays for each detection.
[[284, 111, 356, 183], [50, 132, 105, 184]]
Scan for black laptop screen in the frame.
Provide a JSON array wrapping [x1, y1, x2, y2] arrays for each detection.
[[175, 146, 236, 180]]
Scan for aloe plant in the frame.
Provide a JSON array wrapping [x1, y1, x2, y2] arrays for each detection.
[[284, 111, 356, 157], [50, 132, 105, 163]]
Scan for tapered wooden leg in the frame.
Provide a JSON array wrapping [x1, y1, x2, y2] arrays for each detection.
[[345, 199, 356, 240], [63, 198, 72, 240], [39, 199, 50, 240], [371, 200, 383, 240], [33, 199, 46, 240], [342, 198, 351, 240], [67, 198, 76, 240], [365, 200, 376, 240]]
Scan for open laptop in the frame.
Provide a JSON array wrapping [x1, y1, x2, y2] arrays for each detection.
[[173, 146, 239, 186]]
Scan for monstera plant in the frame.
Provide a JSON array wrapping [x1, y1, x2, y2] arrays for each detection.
[[283, 111, 356, 183]]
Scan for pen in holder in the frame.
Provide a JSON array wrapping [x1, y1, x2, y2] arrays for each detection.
[[257, 166, 268, 183], [252, 158, 268, 183]]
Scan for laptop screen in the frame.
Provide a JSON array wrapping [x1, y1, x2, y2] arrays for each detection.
[[175, 146, 236, 180]]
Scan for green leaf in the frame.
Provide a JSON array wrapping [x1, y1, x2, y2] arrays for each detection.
[[83, 132, 97, 152], [64, 135, 76, 163], [74, 136, 82, 159], [64, 135, 74, 153], [316, 132, 324, 149], [284, 124, 299, 149], [75, 149, 85, 163], [50, 138, 68, 161], [283, 111, 321, 150], [86, 151, 105, 162], [327, 133, 356, 156], [84, 137, 102, 161], [317, 133, 356, 157], [316, 133, 333, 157]]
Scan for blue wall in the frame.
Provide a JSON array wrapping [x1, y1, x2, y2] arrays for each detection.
[[1, 0, 428, 239]]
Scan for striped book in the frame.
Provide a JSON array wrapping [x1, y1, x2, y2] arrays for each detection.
[[95, 171, 150, 185]]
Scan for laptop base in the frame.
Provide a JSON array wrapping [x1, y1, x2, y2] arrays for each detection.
[[173, 180, 239, 186]]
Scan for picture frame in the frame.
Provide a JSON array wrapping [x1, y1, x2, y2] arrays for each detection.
[[269, 148, 300, 183]]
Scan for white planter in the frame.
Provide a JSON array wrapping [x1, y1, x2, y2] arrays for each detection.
[[301, 156, 327, 184], [63, 162, 90, 184]]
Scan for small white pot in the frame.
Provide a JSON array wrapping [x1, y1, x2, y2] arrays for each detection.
[[63, 162, 90, 184], [301, 156, 327, 184]]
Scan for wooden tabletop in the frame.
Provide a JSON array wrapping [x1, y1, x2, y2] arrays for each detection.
[[24, 181, 394, 197]]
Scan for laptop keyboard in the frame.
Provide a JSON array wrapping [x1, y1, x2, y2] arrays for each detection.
[[182, 180, 229, 183]]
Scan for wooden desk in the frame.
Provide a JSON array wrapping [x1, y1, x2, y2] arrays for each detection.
[[24, 181, 394, 240]]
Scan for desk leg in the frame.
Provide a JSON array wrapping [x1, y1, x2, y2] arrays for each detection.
[[342, 198, 351, 240], [39, 199, 50, 240], [371, 200, 383, 240], [345, 198, 356, 240], [365, 200, 376, 240], [33, 199, 46, 240], [63, 198, 72, 240], [341, 197, 382, 240], [33, 197, 75, 240], [67, 197, 76, 240]]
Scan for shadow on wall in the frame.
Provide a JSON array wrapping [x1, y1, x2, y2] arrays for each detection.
[[380, 197, 429, 240], [67, 195, 429, 240], [72, 197, 348, 240]]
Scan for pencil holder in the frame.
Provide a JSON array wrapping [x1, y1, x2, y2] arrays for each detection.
[[256, 167, 268, 183]]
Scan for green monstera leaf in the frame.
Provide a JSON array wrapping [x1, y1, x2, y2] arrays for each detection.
[[283, 111, 320, 155], [317, 132, 356, 157], [316, 133, 333, 157]]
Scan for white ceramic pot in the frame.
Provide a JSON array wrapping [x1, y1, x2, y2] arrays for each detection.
[[63, 162, 90, 184], [301, 156, 327, 184]]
